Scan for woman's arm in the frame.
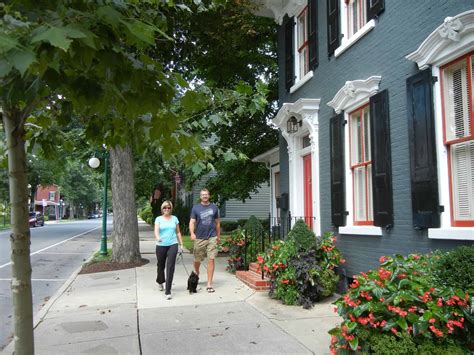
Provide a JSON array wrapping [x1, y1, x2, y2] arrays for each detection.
[[154, 221, 161, 243], [176, 224, 183, 249]]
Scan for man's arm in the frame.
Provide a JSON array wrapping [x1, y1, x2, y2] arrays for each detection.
[[189, 218, 196, 241], [215, 218, 220, 244]]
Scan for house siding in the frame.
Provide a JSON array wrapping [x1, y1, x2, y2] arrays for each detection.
[[277, 0, 474, 277], [192, 172, 271, 221]]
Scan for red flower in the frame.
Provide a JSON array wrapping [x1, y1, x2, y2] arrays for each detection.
[[429, 325, 443, 337], [412, 254, 421, 260], [257, 255, 264, 264], [428, 318, 436, 324], [281, 279, 289, 285], [396, 273, 407, 279], [437, 298, 443, 307], [340, 259, 346, 264], [378, 268, 392, 281], [390, 327, 398, 335], [349, 279, 360, 289], [379, 256, 387, 263]]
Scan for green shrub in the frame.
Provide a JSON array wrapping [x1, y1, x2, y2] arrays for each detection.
[[220, 220, 240, 232], [244, 215, 264, 238], [222, 228, 246, 273], [139, 205, 153, 225], [329, 253, 473, 354], [432, 245, 474, 291], [173, 201, 191, 235], [287, 219, 317, 251], [258, 225, 344, 308]]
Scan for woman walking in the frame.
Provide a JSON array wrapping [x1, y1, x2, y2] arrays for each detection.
[[155, 200, 183, 299]]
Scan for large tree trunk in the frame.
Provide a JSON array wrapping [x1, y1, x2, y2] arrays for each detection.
[[3, 108, 34, 354], [110, 144, 141, 263]]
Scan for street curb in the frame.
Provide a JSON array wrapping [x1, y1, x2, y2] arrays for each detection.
[[1, 251, 97, 355]]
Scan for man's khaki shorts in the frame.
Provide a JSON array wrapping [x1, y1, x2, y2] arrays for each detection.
[[193, 237, 218, 262]]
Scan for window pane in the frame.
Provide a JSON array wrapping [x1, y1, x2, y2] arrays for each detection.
[[351, 112, 362, 165], [354, 166, 366, 221], [444, 60, 471, 140], [363, 108, 371, 161], [367, 164, 373, 221], [299, 47, 308, 78], [451, 140, 474, 221], [302, 135, 311, 148]]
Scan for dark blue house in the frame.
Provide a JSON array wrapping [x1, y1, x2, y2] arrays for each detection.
[[253, 0, 474, 278]]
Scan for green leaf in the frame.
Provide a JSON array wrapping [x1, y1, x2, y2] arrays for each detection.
[[31, 27, 73, 51], [123, 20, 156, 46], [223, 150, 237, 162], [397, 318, 408, 330], [8, 49, 36, 75], [0, 33, 20, 53], [0, 61, 13, 77], [346, 321, 357, 332], [348, 337, 359, 351]]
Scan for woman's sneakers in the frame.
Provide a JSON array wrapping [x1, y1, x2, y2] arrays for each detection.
[[165, 294, 172, 300], [158, 283, 164, 291]]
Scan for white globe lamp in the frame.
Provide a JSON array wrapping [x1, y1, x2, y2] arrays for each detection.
[[88, 157, 100, 169]]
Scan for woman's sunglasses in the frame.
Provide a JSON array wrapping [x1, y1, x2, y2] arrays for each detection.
[[163, 207, 171, 210]]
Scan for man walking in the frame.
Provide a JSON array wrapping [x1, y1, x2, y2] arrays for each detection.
[[189, 188, 220, 293]]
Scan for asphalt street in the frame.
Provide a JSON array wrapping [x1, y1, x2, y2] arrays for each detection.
[[0, 219, 112, 350]]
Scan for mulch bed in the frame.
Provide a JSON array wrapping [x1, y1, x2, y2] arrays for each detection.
[[79, 258, 149, 274]]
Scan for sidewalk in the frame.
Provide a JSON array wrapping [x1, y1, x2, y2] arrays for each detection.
[[2, 221, 340, 355]]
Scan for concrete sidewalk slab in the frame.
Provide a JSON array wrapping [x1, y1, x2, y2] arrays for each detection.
[[46, 269, 137, 314], [35, 334, 140, 355], [137, 253, 254, 309], [139, 303, 311, 355]]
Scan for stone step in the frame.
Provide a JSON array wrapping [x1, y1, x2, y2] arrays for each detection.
[[236, 269, 271, 291]]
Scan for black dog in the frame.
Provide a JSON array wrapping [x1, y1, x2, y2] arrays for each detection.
[[187, 271, 199, 294]]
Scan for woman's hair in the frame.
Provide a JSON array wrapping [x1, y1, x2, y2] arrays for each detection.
[[161, 200, 173, 212]]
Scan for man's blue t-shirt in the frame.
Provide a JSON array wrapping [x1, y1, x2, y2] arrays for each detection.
[[190, 203, 219, 240], [155, 215, 179, 246]]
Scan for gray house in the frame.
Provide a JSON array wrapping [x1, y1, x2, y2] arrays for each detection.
[[253, 0, 474, 277]]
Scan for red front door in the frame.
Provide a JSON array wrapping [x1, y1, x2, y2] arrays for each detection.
[[303, 154, 313, 228]]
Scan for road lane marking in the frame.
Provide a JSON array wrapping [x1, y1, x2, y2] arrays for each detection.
[[0, 226, 100, 269]]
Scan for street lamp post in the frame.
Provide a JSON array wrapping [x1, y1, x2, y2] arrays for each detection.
[[59, 199, 63, 220], [88, 149, 109, 256]]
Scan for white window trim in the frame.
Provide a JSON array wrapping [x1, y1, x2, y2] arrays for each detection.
[[327, 76, 382, 236], [335, 19, 376, 58], [406, 10, 474, 240], [290, 70, 314, 93], [339, 226, 383, 236], [428, 228, 474, 241]]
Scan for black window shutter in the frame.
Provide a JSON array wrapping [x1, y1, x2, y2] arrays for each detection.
[[284, 16, 294, 91], [308, 0, 318, 69], [330, 113, 346, 227], [369, 90, 393, 228], [327, 0, 340, 56], [367, 0, 385, 21], [406, 69, 440, 229]]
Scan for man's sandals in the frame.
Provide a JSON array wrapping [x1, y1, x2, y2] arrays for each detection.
[[206, 287, 215, 293]]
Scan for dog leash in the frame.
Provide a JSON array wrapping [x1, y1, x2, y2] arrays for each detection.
[[177, 250, 191, 277]]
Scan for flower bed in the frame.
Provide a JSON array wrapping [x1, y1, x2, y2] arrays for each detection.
[[257, 220, 345, 308], [329, 252, 474, 354]]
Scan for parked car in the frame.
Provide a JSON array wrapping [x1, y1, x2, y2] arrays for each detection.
[[87, 212, 100, 219], [29, 211, 44, 227]]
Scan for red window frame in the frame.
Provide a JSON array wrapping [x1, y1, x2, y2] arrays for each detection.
[[349, 104, 373, 225], [440, 51, 474, 227], [297, 6, 309, 78]]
